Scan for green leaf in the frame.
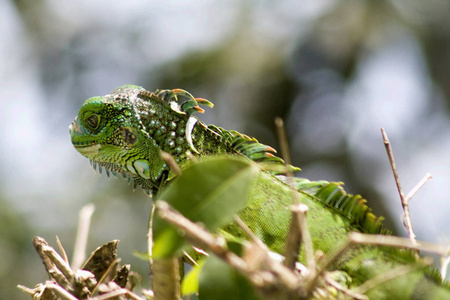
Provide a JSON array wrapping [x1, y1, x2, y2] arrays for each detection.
[[198, 255, 262, 300], [152, 156, 258, 258], [182, 260, 205, 296], [181, 239, 249, 297]]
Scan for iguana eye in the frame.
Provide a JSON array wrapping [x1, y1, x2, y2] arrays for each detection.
[[86, 114, 99, 129]]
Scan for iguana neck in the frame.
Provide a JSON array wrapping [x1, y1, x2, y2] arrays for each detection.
[[135, 92, 235, 164]]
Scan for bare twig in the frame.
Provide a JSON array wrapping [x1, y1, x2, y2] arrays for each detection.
[[44, 283, 79, 300], [294, 204, 315, 272], [72, 203, 95, 269], [148, 204, 156, 266], [233, 215, 267, 250], [291, 204, 322, 299], [43, 245, 74, 281], [275, 119, 315, 273], [156, 201, 247, 273], [23, 236, 140, 300], [233, 215, 303, 294], [283, 206, 303, 271], [156, 200, 302, 292], [305, 241, 354, 299], [353, 259, 432, 295], [381, 128, 416, 243], [234, 211, 315, 296], [275, 117, 293, 175], [311, 231, 446, 297], [91, 258, 121, 295], [142, 289, 155, 298], [148, 202, 181, 300], [32, 237, 72, 289], [17, 285, 36, 296], [152, 258, 180, 300], [349, 232, 450, 256], [56, 236, 69, 264], [90, 288, 144, 300], [183, 251, 198, 266], [160, 151, 182, 176], [183, 251, 199, 266], [404, 173, 432, 203], [324, 274, 368, 300]]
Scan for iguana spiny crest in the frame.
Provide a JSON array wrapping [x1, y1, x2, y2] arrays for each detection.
[[70, 85, 286, 195]]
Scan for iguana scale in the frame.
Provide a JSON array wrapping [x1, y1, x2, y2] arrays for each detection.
[[70, 85, 450, 299]]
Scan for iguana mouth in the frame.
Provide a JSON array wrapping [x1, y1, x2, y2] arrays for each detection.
[[73, 144, 102, 156]]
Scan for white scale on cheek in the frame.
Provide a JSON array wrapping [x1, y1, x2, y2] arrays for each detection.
[[133, 159, 151, 179]]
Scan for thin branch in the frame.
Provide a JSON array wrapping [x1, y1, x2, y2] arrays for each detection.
[[380, 128, 416, 243], [274, 117, 293, 173], [404, 173, 432, 203], [291, 204, 322, 299], [308, 232, 356, 288], [156, 201, 301, 291], [90, 288, 145, 300], [324, 274, 368, 300], [353, 260, 431, 295], [156, 201, 248, 273], [142, 289, 155, 298], [234, 211, 314, 296], [148, 203, 156, 266], [91, 258, 121, 295], [17, 285, 36, 296], [56, 236, 69, 264], [45, 283, 79, 300], [233, 215, 268, 250], [283, 206, 303, 271], [32, 237, 71, 289], [275, 118, 316, 276], [349, 232, 450, 257], [72, 203, 95, 269], [160, 151, 182, 176], [294, 204, 315, 272], [233, 214, 303, 293], [305, 239, 353, 298], [43, 245, 75, 281], [310, 231, 447, 298], [183, 251, 199, 267], [151, 258, 180, 300]]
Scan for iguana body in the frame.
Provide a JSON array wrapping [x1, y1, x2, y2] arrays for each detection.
[[70, 85, 449, 299]]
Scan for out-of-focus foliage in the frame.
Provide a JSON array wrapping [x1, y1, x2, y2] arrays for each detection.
[[198, 255, 262, 300], [1, 0, 450, 299], [153, 157, 257, 258], [0, 196, 34, 299]]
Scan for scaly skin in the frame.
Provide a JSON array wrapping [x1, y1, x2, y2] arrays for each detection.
[[70, 85, 450, 299], [70, 85, 238, 195]]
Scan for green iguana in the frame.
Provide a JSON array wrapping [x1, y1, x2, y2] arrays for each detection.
[[70, 85, 450, 299]]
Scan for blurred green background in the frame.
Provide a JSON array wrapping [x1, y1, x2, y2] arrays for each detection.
[[1, 0, 449, 299]]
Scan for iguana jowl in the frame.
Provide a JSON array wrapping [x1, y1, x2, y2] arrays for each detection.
[[70, 85, 450, 299]]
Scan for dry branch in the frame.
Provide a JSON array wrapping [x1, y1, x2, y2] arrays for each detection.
[[381, 128, 417, 242]]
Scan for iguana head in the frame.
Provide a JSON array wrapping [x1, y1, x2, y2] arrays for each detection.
[[70, 85, 214, 195]]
